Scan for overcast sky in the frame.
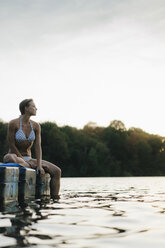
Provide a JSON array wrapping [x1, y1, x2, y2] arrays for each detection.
[[1, 0, 165, 135]]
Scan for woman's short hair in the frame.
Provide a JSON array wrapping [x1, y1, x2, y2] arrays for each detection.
[[19, 99, 33, 115]]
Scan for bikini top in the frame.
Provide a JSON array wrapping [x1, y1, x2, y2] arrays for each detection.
[[15, 117, 35, 142]]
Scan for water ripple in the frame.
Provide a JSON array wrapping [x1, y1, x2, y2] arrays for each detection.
[[1, 177, 165, 247]]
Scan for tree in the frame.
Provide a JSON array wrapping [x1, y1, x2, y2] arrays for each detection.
[[0, 121, 8, 161], [1, 118, 165, 177], [110, 120, 126, 131]]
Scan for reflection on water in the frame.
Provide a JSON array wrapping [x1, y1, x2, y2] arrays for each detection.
[[1, 177, 165, 248]]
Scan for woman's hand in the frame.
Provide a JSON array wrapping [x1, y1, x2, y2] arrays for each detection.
[[37, 166, 45, 175]]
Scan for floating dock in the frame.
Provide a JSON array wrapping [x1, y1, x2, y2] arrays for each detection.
[[0, 163, 50, 204]]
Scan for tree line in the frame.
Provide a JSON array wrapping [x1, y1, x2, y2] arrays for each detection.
[[0, 119, 165, 177]]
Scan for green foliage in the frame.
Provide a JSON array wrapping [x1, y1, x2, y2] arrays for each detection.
[[0, 121, 8, 161], [41, 122, 69, 171], [0, 119, 165, 177]]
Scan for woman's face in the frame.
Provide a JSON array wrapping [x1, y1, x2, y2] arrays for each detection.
[[26, 101, 37, 116]]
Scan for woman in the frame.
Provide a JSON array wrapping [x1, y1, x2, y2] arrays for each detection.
[[3, 99, 61, 199]]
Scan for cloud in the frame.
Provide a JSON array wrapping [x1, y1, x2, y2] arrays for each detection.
[[1, 0, 165, 53], [1, 0, 165, 134]]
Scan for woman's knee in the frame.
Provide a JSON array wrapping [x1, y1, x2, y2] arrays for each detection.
[[52, 166, 61, 179], [42, 161, 61, 178], [3, 154, 17, 163], [56, 167, 61, 178]]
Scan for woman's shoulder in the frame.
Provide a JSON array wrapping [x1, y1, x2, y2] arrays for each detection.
[[8, 118, 20, 131], [31, 120, 41, 130], [9, 118, 20, 126]]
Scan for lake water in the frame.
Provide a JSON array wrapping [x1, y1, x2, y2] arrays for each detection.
[[1, 177, 165, 248]]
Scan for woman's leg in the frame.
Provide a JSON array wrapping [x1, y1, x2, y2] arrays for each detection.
[[3, 154, 30, 167], [3, 154, 17, 163], [42, 160, 61, 198], [28, 159, 61, 198]]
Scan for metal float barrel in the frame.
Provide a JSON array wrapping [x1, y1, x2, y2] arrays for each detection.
[[0, 166, 19, 202], [19, 167, 36, 201], [36, 172, 51, 198], [0, 163, 51, 204]]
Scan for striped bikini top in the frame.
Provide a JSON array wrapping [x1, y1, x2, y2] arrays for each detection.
[[15, 117, 35, 142]]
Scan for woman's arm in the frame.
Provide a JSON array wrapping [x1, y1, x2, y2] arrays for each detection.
[[34, 123, 45, 175], [8, 120, 23, 157]]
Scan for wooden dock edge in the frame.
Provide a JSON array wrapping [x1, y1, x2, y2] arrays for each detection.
[[0, 164, 51, 203]]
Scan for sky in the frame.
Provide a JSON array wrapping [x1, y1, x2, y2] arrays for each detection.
[[1, 0, 165, 136]]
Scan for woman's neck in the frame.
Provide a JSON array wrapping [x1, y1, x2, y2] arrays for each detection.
[[21, 114, 31, 124]]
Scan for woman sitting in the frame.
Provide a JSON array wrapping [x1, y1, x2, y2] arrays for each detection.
[[3, 99, 61, 199]]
